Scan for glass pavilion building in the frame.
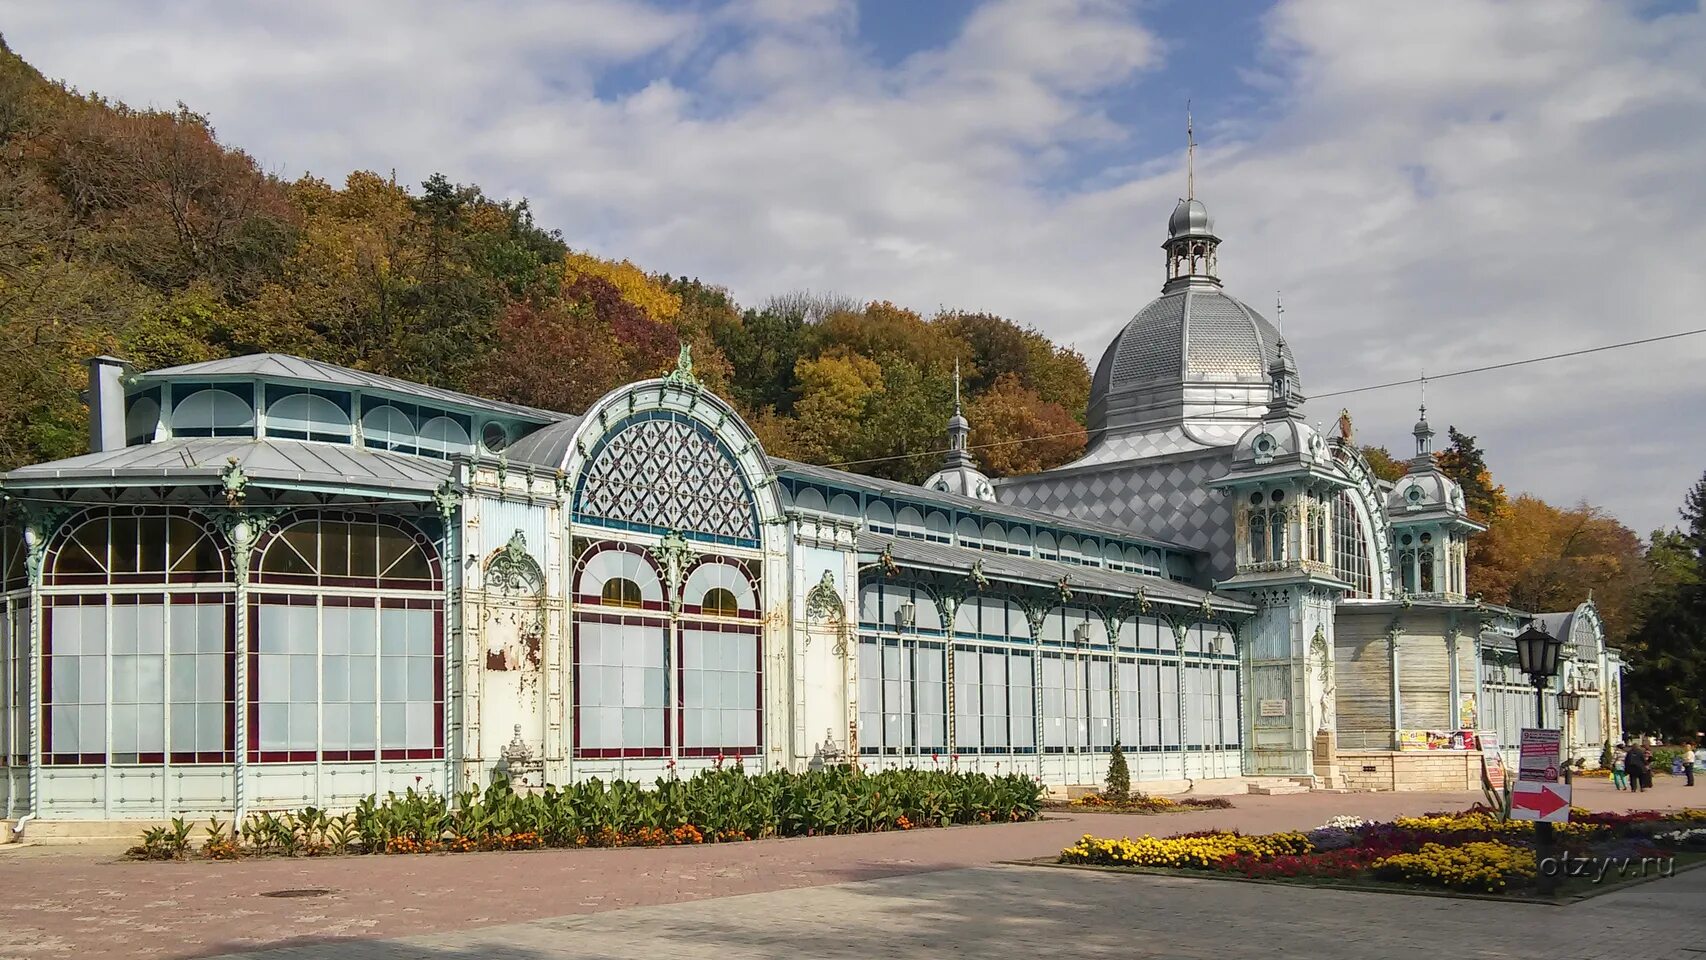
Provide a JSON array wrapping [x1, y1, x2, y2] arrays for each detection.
[[0, 196, 1622, 826]]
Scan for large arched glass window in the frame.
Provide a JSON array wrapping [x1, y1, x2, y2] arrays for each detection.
[[679, 559, 760, 756], [265, 390, 352, 442], [41, 509, 233, 765], [573, 543, 667, 758], [250, 515, 442, 762], [172, 387, 254, 438]]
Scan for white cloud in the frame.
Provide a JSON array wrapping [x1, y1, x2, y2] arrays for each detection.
[[2, 0, 1702, 531]]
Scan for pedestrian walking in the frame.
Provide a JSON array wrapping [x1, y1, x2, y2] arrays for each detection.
[[1612, 743, 1628, 790], [1684, 743, 1697, 788], [1625, 743, 1649, 793]]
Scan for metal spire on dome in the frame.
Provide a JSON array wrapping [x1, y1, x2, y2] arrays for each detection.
[[953, 357, 962, 416], [1412, 371, 1435, 461], [944, 357, 973, 467], [1186, 101, 1195, 200]]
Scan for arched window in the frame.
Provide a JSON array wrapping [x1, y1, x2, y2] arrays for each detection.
[[172, 388, 254, 438], [574, 544, 668, 757], [865, 500, 894, 535], [265, 391, 352, 442], [255, 518, 438, 589], [41, 509, 233, 765], [250, 514, 443, 763], [955, 517, 982, 549], [45, 510, 226, 586], [701, 588, 738, 616], [126, 396, 160, 446], [362, 405, 417, 453], [575, 411, 760, 546], [601, 578, 643, 608], [1249, 509, 1268, 565], [896, 506, 926, 539], [1268, 509, 1286, 563], [924, 512, 951, 544], [418, 415, 472, 458], [680, 559, 761, 755]]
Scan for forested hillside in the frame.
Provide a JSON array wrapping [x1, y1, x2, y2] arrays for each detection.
[[0, 36, 1089, 484]]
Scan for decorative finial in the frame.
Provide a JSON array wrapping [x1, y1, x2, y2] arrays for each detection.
[[664, 340, 700, 389], [1419, 369, 1427, 420], [1186, 100, 1195, 200], [1275, 290, 1284, 336], [953, 357, 962, 415]]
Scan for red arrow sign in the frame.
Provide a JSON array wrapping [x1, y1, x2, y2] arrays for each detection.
[[1513, 784, 1569, 818]]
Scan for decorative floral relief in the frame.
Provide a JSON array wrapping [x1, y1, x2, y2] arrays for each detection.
[[484, 530, 545, 675]]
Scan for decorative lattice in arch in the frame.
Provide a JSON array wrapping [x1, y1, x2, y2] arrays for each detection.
[[575, 412, 759, 545]]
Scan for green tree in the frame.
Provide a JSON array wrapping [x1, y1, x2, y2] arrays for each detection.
[[1436, 426, 1508, 522], [1360, 445, 1406, 483], [1104, 742, 1130, 800], [1623, 472, 1706, 737]]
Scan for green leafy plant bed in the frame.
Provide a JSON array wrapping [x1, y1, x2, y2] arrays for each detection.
[[1044, 808, 1706, 902], [127, 766, 1044, 861], [1046, 793, 1234, 814]]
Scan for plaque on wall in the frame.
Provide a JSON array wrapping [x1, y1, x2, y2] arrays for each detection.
[[1258, 698, 1288, 718]]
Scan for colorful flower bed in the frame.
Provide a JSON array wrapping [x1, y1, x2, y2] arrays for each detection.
[[128, 766, 1043, 861], [1056, 807, 1706, 897]]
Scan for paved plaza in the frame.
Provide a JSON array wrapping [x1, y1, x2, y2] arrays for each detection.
[[2, 779, 1702, 960]]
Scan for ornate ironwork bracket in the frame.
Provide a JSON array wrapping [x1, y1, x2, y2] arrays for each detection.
[[220, 457, 249, 507], [651, 530, 697, 617]]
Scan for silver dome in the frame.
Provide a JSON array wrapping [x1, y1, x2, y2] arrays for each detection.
[[1087, 287, 1285, 437], [1232, 416, 1327, 468], [1387, 472, 1467, 516], [1168, 198, 1214, 239]]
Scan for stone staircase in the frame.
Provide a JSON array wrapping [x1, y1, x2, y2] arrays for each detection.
[[1244, 776, 1315, 796]]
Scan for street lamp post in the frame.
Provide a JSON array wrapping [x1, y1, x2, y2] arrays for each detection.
[[1558, 690, 1582, 785], [1515, 621, 1563, 896]]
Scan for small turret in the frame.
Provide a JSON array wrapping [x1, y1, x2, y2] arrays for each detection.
[[922, 359, 995, 501]]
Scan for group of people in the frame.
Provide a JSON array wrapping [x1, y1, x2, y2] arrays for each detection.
[[1612, 741, 1698, 790]]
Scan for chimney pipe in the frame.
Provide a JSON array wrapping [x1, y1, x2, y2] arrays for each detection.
[[84, 356, 131, 453]]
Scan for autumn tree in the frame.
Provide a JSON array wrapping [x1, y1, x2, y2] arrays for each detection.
[[969, 374, 1086, 476], [1622, 471, 1706, 737], [1359, 445, 1406, 483]]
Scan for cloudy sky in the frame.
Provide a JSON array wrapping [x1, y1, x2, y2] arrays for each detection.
[[4, 0, 1704, 534]]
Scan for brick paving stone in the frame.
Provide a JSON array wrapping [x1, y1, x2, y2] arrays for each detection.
[[0, 777, 1699, 960], [207, 862, 1706, 960]]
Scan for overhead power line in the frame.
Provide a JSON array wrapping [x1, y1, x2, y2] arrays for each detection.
[[820, 325, 1706, 470]]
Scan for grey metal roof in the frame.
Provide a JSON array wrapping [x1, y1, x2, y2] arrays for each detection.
[[136, 354, 566, 423], [505, 416, 586, 470], [1167, 198, 1215, 240], [1093, 287, 1281, 396], [858, 532, 1252, 614], [1, 439, 453, 495], [773, 457, 1196, 554], [1086, 287, 1283, 439]]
